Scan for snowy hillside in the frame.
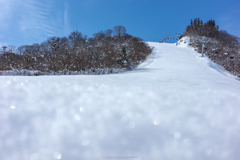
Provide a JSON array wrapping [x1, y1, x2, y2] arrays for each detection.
[[1, 42, 240, 160]]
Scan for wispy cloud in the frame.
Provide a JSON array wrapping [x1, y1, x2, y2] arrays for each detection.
[[18, 0, 56, 37], [63, 2, 71, 35], [0, 0, 61, 46]]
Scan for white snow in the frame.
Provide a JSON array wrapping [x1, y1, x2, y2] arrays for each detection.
[[177, 36, 191, 48], [1, 42, 240, 160]]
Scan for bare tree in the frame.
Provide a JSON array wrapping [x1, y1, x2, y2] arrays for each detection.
[[0, 27, 153, 74], [93, 31, 105, 40], [7, 45, 16, 53], [113, 25, 126, 38], [2, 46, 7, 53], [104, 29, 113, 37], [18, 46, 26, 55], [68, 31, 87, 49]]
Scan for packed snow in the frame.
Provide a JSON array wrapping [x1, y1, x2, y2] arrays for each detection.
[[1, 42, 240, 160]]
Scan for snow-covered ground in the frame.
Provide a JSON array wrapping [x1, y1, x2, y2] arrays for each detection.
[[1, 42, 240, 160]]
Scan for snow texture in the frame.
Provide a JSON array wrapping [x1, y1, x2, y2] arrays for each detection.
[[1, 42, 240, 160]]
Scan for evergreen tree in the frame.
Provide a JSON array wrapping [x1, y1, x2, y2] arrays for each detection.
[[194, 18, 197, 25]]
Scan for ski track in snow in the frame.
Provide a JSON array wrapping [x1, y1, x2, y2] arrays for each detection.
[[1, 42, 240, 160]]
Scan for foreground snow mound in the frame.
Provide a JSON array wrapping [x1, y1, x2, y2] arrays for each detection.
[[1, 42, 240, 160]]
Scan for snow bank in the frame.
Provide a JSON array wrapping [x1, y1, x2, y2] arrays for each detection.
[[0, 68, 127, 76], [177, 36, 191, 48]]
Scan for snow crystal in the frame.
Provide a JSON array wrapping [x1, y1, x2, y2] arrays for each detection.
[[81, 139, 90, 146], [30, 153, 39, 160], [85, 121, 92, 127], [10, 105, 16, 109], [129, 122, 135, 128], [74, 114, 81, 120], [79, 107, 84, 112], [102, 109, 110, 116], [53, 152, 62, 159], [174, 132, 181, 139], [121, 116, 127, 122], [153, 120, 159, 125], [206, 149, 212, 156], [126, 111, 132, 117], [183, 138, 189, 144], [185, 151, 192, 157]]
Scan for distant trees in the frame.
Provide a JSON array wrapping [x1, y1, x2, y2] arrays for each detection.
[[2, 46, 7, 53], [185, 18, 238, 47], [104, 29, 113, 37], [113, 25, 126, 38], [184, 18, 240, 76], [18, 45, 26, 55], [1, 45, 17, 54], [7, 45, 16, 53], [0, 25, 153, 74], [68, 31, 87, 48]]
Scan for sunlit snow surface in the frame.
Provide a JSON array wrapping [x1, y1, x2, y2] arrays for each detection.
[[1, 42, 240, 160]]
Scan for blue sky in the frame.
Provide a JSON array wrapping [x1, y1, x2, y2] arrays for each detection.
[[0, 0, 239, 47]]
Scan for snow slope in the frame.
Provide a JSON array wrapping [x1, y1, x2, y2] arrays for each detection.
[[1, 42, 240, 160]]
